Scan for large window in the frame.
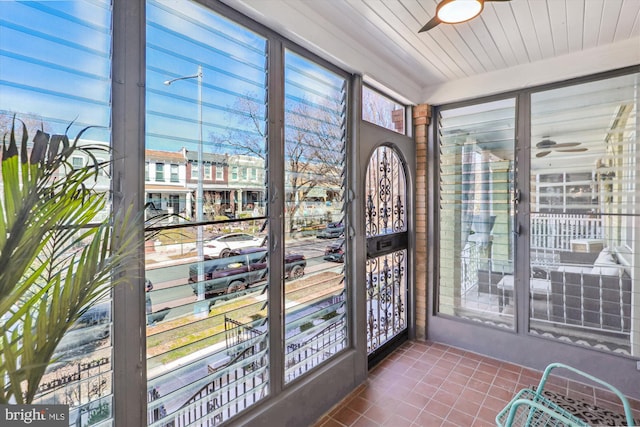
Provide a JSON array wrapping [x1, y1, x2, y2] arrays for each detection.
[[437, 70, 640, 359], [2, 1, 355, 425], [529, 73, 639, 356], [283, 50, 348, 383], [145, 1, 268, 424], [0, 1, 113, 425], [438, 99, 516, 328]]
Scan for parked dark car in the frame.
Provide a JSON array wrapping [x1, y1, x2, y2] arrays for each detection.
[[316, 222, 344, 239], [189, 247, 306, 298], [324, 238, 345, 263], [55, 301, 110, 355]]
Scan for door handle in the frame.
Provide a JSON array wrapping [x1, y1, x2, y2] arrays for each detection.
[[513, 189, 521, 204], [513, 222, 521, 237]]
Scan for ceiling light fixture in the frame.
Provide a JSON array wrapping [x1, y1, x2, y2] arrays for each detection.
[[419, 0, 511, 33], [437, 0, 483, 24]]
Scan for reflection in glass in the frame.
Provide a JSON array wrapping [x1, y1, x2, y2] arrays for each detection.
[[145, 1, 268, 424], [283, 50, 348, 383], [438, 99, 516, 328], [529, 73, 639, 357], [362, 86, 405, 134], [0, 1, 114, 425]]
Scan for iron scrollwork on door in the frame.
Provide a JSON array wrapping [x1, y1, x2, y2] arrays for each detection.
[[365, 146, 408, 355], [366, 148, 406, 237]]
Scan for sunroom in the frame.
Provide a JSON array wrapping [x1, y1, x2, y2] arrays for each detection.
[[0, 1, 639, 426]]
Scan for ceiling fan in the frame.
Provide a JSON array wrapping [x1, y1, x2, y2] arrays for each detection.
[[535, 137, 586, 158], [419, 0, 512, 33]]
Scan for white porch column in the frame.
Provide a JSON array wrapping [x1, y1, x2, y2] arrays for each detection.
[[186, 190, 194, 220]]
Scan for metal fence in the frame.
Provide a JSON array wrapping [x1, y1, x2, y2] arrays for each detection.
[[149, 311, 347, 426]]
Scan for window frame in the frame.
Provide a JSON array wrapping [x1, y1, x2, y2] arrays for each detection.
[[155, 162, 165, 181], [191, 162, 199, 180], [71, 155, 84, 170], [428, 65, 640, 400], [170, 163, 179, 182], [110, 1, 361, 426]]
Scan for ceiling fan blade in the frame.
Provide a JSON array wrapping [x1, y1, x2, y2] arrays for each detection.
[[419, 16, 441, 33], [536, 151, 551, 158], [552, 142, 581, 148], [556, 148, 588, 153], [536, 138, 556, 149]]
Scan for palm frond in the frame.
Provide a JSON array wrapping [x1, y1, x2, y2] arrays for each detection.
[[0, 119, 141, 404]]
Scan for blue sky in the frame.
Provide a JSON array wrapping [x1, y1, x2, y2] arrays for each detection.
[[0, 0, 111, 140], [0, 0, 346, 155]]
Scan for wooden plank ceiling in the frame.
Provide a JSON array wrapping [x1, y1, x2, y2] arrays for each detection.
[[222, 0, 640, 104]]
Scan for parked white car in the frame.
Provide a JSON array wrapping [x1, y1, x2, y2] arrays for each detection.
[[203, 233, 264, 258]]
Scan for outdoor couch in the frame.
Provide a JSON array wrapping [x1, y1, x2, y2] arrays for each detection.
[[550, 249, 631, 332]]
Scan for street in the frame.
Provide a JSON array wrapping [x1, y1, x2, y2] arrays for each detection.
[[145, 234, 341, 320], [144, 234, 346, 418]]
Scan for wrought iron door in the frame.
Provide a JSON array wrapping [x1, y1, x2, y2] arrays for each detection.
[[365, 146, 409, 362]]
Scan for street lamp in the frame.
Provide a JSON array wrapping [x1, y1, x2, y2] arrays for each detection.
[[164, 65, 205, 307]]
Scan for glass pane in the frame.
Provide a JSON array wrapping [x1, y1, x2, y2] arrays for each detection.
[[283, 50, 348, 383], [145, 1, 268, 424], [362, 86, 405, 134], [0, 1, 113, 425], [529, 73, 640, 357], [438, 99, 516, 328]]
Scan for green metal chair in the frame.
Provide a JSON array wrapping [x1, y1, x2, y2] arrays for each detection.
[[496, 362, 636, 427]]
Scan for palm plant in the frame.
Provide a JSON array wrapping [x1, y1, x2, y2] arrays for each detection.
[[0, 117, 139, 404]]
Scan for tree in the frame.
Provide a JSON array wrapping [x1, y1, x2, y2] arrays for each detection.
[[212, 93, 346, 232], [362, 87, 401, 132], [0, 117, 138, 404], [283, 98, 344, 231], [0, 111, 52, 142]]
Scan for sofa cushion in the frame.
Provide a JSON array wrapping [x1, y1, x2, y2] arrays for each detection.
[[591, 248, 624, 276], [594, 248, 616, 264]]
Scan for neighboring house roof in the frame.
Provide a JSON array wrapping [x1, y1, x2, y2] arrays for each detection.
[[146, 149, 184, 162], [183, 151, 227, 164]]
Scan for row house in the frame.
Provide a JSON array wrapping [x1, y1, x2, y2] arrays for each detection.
[[145, 148, 266, 220]]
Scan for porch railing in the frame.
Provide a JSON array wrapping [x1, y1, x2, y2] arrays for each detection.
[[530, 213, 603, 251], [150, 310, 347, 426], [462, 213, 605, 301]]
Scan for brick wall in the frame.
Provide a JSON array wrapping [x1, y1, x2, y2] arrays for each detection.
[[413, 104, 431, 339]]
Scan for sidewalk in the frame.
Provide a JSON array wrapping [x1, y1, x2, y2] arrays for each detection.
[[146, 251, 197, 270], [147, 339, 229, 380]]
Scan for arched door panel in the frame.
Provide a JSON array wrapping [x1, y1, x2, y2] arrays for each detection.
[[360, 122, 414, 367]]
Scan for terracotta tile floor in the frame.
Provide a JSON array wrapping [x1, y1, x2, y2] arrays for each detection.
[[313, 340, 640, 427]]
